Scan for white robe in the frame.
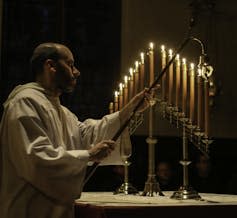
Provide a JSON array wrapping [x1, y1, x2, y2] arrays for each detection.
[[0, 82, 122, 218]]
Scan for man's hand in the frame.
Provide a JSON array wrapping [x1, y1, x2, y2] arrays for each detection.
[[119, 88, 157, 124], [88, 140, 116, 162]]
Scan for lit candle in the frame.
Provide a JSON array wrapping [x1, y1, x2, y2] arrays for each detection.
[[168, 49, 173, 106], [134, 61, 139, 95], [149, 42, 154, 86], [123, 75, 128, 105], [175, 54, 181, 109], [129, 68, 134, 100], [114, 91, 119, 112], [161, 45, 166, 101], [140, 52, 145, 91], [119, 83, 124, 110], [197, 68, 203, 130], [182, 58, 187, 116], [204, 79, 209, 137], [109, 102, 114, 114], [189, 63, 195, 124]]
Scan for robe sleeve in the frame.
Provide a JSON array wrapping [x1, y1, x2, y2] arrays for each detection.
[[6, 98, 89, 203], [76, 111, 123, 165]]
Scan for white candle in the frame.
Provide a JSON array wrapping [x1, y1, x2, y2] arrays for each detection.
[[149, 42, 154, 86], [168, 49, 173, 106], [119, 83, 124, 110], [114, 91, 119, 112], [129, 68, 134, 100], [197, 68, 203, 130], [109, 102, 114, 114], [182, 58, 187, 116], [134, 61, 139, 95], [189, 63, 195, 124], [175, 54, 181, 109], [161, 45, 166, 101], [123, 75, 128, 105], [204, 79, 209, 137], [140, 52, 145, 91]]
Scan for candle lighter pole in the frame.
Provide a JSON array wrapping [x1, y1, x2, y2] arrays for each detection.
[[83, 36, 193, 187]]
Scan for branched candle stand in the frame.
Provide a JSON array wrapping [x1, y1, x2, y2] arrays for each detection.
[[109, 37, 213, 199], [84, 36, 214, 201]]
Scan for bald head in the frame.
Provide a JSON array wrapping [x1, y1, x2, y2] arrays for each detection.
[[30, 42, 70, 78]]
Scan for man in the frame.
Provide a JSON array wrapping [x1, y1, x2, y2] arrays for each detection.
[[156, 161, 179, 191], [0, 43, 150, 218]]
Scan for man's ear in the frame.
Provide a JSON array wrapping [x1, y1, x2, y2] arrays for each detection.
[[45, 59, 56, 72]]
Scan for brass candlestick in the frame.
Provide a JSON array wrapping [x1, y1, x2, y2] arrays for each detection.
[[114, 159, 138, 195], [114, 129, 138, 195], [171, 116, 201, 200], [142, 98, 164, 196]]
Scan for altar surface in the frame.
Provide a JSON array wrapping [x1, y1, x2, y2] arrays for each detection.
[[74, 191, 237, 218]]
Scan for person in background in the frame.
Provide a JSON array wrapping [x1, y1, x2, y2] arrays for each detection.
[[156, 160, 180, 191], [190, 152, 221, 193]]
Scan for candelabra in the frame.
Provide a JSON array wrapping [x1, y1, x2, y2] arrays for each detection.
[[83, 36, 214, 197]]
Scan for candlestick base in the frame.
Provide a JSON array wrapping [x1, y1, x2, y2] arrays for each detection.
[[171, 186, 201, 200], [114, 182, 139, 195], [142, 175, 164, 197]]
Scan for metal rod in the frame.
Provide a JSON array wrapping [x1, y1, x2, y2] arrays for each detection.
[[182, 121, 189, 187]]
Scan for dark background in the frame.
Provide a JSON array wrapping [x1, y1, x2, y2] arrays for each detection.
[[0, 0, 121, 120], [1, 0, 237, 194]]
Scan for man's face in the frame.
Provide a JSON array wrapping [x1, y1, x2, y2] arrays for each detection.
[[157, 163, 173, 181], [54, 46, 80, 93]]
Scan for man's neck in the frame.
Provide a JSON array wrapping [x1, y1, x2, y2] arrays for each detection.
[[36, 78, 61, 97]]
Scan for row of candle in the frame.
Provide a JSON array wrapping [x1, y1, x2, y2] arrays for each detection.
[[109, 52, 146, 113], [109, 42, 210, 137]]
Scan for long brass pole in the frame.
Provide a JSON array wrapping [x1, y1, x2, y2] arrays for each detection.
[[83, 37, 191, 186]]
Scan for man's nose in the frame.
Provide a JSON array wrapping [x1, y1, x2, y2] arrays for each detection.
[[73, 67, 80, 78]]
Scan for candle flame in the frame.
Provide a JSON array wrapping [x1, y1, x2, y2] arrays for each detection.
[[114, 91, 118, 97], [182, 58, 186, 64], [140, 52, 145, 64], [176, 54, 180, 66], [168, 49, 173, 57], [124, 75, 128, 84], [161, 45, 165, 52], [119, 83, 123, 91], [149, 42, 154, 50], [129, 68, 133, 76], [197, 68, 202, 76], [135, 61, 139, 70], [190, 63, 195, 69]]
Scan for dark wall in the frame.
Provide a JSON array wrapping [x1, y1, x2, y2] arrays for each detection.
[[0, 0, 121, 120], [121, 0, 237, 138]]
